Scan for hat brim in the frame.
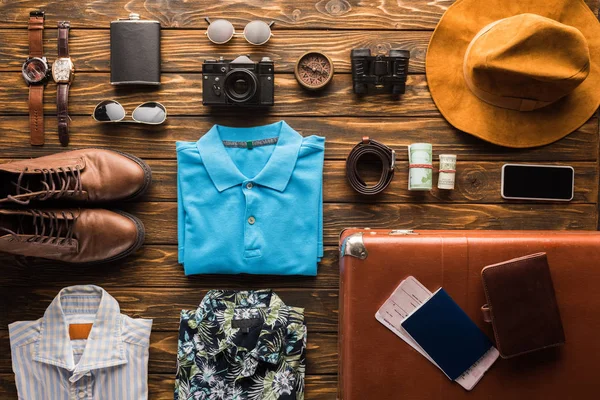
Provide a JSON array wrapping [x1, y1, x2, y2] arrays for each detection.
[[426, 0, 600, 148]]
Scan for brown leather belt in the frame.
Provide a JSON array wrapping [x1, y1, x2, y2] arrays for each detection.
[[346, 137, 395, 195]]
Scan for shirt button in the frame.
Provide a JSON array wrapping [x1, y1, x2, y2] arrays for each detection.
[[78, 390, 86, 399], [248, 216, 256, 225], [246, 182, 253, 190]]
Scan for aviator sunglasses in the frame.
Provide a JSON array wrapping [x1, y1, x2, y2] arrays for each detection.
[[205, 17, 274, 45], [93, 100, 167, 125]]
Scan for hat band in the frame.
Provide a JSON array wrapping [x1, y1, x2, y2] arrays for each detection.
[[463, 20, 554, 112]]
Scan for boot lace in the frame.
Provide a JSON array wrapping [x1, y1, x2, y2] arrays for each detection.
[[0, 210, 77, 246], [8, 166, 83, 205]]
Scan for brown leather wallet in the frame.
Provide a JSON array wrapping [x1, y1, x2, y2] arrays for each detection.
[[481, 252, 565, 358]]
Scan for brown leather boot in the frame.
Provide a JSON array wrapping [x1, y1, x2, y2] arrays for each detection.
[[0, 149, 152, 205], [0, 208, 145, 264]]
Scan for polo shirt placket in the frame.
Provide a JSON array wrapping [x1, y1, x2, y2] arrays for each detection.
[[243, 178, 262, 259]]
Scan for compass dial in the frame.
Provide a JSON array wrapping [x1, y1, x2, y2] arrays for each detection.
[[295, 52, 334, 90]]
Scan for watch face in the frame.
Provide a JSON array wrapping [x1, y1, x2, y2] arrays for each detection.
[[22, 58, 49, 84], [53, 58, 73, 82]]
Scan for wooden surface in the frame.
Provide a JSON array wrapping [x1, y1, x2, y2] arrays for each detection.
[[0, 0, 599, 398]]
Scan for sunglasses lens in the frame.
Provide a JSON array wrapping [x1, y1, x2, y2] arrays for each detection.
[[206, 19, 235, 44], [94, 100, 125, 122], [244, 20, 271, 45], [132, 102, 167, 124]]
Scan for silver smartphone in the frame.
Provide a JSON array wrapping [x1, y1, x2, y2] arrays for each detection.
[[501, 164, 574, 201]]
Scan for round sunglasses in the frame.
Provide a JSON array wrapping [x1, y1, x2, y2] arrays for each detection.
[[93, 100, 167, 125], [205, 17, 274, 46]]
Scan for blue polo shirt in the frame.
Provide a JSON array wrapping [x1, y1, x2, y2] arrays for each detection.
[[177, 121, 324, 275]]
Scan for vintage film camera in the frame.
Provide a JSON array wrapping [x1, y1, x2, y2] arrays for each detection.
[[202, 55, 274, 107], [351, 48, 411, 95]]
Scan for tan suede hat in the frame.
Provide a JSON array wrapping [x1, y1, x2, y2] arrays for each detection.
[[426, 0, 600, 148]]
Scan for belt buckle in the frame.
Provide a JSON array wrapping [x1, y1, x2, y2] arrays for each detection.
[[390, 149, 396, 170]]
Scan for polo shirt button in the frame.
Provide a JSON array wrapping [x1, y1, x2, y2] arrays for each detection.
[[248, 216, 256, 225], [246, 182, 253, 189], [78, 390, 86, 399]]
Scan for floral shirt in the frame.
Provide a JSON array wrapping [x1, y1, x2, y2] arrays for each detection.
[[175, 290, 307, 400]]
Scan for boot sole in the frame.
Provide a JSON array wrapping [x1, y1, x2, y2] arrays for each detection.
[[86, 147, 153, 201], [78, 210, 146, 266]]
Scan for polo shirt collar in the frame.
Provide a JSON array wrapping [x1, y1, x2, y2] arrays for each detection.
[[33, 285, 127, 382], [197, 121, 303, 193]]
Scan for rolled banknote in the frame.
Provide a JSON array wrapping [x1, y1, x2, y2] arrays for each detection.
[[408, 143, 433, 191], [438, 154, 457, 190]]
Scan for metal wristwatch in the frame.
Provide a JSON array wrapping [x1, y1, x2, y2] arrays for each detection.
[[52, 21, 74, 146], [22, 10, 50, 146]]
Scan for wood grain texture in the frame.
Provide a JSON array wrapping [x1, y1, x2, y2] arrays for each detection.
[[1, 0, 600, 398], [0, 374, 338, 400], [0, 331, 338, 374], [0, 29, 429, 73], [121, 202, 598, 246], [0, 72, 436, 117], [0, 0, 596, 29], [0, 246, 340, 289], [0, 288, 339, 332], [140, 160, 598, 203], [3, 158, 592, 203], [0, 116, 597, 161]]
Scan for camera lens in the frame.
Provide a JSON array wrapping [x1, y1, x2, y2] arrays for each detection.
[[224, 69, 258, 103]]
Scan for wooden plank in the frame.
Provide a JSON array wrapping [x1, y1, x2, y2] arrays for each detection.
[[138, 160, 598, 203], [0, 116, 597, 162], [0, 29, 429, 74], [0, 288, 339, 332], [0, 0, 596, 29], [0, 246, 340, 289], [0, 374, 338, 400], [115, 202, 599, 246], [0, 331, 338, 374], [1, 159, 593, 203], [0, 73, 436, 117]]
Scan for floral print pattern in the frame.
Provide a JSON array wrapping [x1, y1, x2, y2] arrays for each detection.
[[175, 290, 307, 400]]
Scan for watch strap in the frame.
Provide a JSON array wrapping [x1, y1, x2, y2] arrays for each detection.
[[29, 85, 44, 146], [28, 12, 44, 58], [57, 83, 70, 146], [58, 21, 70, 57]]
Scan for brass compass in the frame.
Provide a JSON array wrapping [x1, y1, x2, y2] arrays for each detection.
[[294, 51, 334, 91]]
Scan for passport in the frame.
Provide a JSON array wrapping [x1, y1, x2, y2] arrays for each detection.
[[401, 288, 494, 381]]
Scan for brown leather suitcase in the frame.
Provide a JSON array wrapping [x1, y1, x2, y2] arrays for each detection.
[[339, 229, 600, 399]]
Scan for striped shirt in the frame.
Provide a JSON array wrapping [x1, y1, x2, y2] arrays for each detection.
[[9, 285, 153, 400]]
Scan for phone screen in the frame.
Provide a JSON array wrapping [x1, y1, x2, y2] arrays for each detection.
[[502, 165, 574, 201]]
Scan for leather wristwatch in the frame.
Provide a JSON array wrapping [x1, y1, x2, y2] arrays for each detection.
[[22, 10, 50, 146], [52, 21, 74, 146]]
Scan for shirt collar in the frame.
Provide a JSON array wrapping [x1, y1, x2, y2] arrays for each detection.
[[197, 121, 303, 193], [196, 289, 289, 367], [33, 285, 127, 382]]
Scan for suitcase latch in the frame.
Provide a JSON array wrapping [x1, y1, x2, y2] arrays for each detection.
[[340, 232, 368, 260], [389, 229, 418, 235]]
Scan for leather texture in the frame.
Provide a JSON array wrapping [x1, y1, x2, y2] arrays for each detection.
[[0, 208, 144, 264], [28, 85, 44, 146], [57, 21, 69, 57], [57, 83, 70, 146], [481, 253, 565, 358], [339, 229, 600, 399], [28, 15, 44, 58], [110, 20, 161, 85], [57, 21, 71, 146], [345, 137, 395, 195], [0, 148, 152, 204], [27, 13, 45, 146]]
